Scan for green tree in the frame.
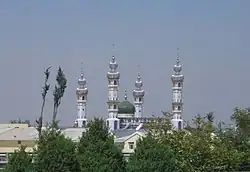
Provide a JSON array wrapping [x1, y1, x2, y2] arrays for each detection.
[[52, 67, 67, 128], [5, 145, 33, 172], [126, 133, 178, 172], [33, 127, 80, 172], [78, 118, 125, 172], [36, 66, 51, 139], [33, 66, 79, 172], [149, 113, 244, 171], [230, 107, 250, 170]]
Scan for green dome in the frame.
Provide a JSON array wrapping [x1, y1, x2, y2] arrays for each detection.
[[118, 100, 135, 114]]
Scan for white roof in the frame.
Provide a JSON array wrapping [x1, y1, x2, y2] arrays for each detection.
[[62, 128, 86, 142], [0, 127, 87, 141], [0, 127, 38, 140]]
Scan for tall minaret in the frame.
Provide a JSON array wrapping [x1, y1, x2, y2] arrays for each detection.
[[106, 45, 120, 131], [171, 48, 184, 130], [75, 65, 88, 128], [133, 71, 145, 118]]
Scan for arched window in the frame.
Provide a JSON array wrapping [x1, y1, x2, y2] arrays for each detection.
[[178, 83, 181, 87], [178, 106, 181, 110], [82, 121, 86, 127], [114, 105, 117, 109], [139, 97, 142, 102], [82, 96, 85, 100], [114, 120, 118, 130], [107, 121, 109, 127], [178, 121, 182, 130], [114, 80, 117, 85]]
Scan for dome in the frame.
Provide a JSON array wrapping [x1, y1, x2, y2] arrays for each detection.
[[118, 100, 135, 114]]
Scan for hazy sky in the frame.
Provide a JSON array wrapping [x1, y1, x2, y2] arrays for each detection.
[[0, 1, 249, 126]]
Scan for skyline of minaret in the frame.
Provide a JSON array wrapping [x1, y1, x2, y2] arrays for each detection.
[[72, 48, 185, 131], [106, 45, 120, 130], [133, 70, 145, 118], [75, 64, 88, 128], [171, 48, 184, 130]]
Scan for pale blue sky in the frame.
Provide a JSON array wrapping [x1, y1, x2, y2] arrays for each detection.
[[0, 1, 249, 126]]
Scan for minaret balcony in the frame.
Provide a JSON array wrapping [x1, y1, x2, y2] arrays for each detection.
[[107, 100, 120, 104], [133, 91, 145, 97], [77, 100, 87, 103], [76, 89, 88, 95], [172, 86, 183, 90], [171, 75, 184, 82], [107, 72, 120, 79], [172, 109, 182, 113]]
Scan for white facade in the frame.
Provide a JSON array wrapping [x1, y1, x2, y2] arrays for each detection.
[[75, 69, 88, 128], [171, 49, 184, 130], [106, 56, 120, 131], [133, 73, 145, 118]]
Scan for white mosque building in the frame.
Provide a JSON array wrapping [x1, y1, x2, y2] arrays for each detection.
[[74, 48, 185, 132]]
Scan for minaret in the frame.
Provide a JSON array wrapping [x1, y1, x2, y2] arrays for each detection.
[[75, 65, 88, 128], [106, 45, 120, 131], [171, 48, 184, 130], [133, 72, 145, 118]]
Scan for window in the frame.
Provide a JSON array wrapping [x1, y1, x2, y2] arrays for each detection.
[[114, 120, 118, 130], [139, 97, 142, 102], [128, 142, 134, 149], [82, 121, 86, 127], [178, 83, 181, 87], [114, 80, 117, 85], [178, 121, 182, 130], [17, 140, 21, 144], [82, 96, 85, 100], [178, 106, 181, 110], [0, 154, 7, 162], [114, 105, 117, 109]]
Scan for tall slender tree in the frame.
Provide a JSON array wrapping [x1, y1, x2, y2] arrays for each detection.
[[36, 66, 51, 139], [52, 67, 67, 128]]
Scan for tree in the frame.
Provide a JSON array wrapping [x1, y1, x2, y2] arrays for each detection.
[[32, 66, 79, 172], [126, 133, 178, 172], [78, 118, 125, 172], [33, 128, 80, 172], [5, 145, 33, 172], [52, 67, 67, 128], [148, 113, 244, 171], [230, 107, 250, 170], [9, 119, 31, 127], [36, 66, 51, 139]]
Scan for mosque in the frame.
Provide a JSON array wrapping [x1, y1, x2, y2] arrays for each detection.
[[73, 48, 184, 132], [0, 49, 185, 166]]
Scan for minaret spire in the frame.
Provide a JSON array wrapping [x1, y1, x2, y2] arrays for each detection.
[[106, 44, 120, 131], [133, 65, 145, 118], [171, 48, 184, 130], [75, 64, 88, 128]]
